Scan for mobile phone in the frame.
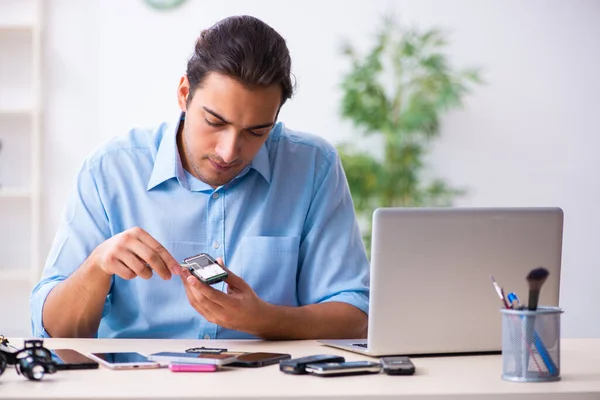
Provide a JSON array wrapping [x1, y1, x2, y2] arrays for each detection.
[[148, 351, 241, 366], [181, 253, 228, 285], [380, 356, 415, 375], [305, 361, 382, 377], [228, 352, 291, 368], [50, 349, 99, 370], [279, 354, 346, 375], [169, 363, 218, 372], [88, 352, 160, 370]]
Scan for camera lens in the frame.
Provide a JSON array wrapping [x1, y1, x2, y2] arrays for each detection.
[[18, 357, 46, 381], [29, 364, 45, 380]]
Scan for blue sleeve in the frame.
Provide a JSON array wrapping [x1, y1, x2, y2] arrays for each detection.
[[30, 160, 112, 337], [297, 149, 370, 314]]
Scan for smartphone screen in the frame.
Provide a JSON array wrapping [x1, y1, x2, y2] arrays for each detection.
[[183, 253, 228, 283], [188, 261, 227, 281], [50, 349, 99, 370], [90, 352, 160, 369]]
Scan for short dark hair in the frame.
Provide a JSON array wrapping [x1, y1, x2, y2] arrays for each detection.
[[186, 15, 294, 106]]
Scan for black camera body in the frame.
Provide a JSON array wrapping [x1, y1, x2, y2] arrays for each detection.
[[0, 336, 58, 381]]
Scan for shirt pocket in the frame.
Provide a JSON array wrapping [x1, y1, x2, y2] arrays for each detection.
[[241, 236, 300, 306]]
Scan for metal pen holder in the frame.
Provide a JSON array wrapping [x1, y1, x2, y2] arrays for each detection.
[[500, 306, 563, 382]]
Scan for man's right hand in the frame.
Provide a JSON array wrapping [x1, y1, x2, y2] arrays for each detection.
[[89, 227, 180, 280]]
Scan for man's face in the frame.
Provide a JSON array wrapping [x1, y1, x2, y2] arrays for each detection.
[[176, 72, 281, 188]]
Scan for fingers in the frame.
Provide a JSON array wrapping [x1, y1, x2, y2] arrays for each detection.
[[181, 268, 226, 307], [215, 258, 248, 292], [180, 269, 224, 322], [118, 251, 153, 280], [134, 227, 181, 276], [128, 238, 171, 280], [180, 271, 217, 321], [112, 260, 137, 280]]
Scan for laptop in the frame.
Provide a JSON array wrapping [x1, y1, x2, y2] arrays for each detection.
[[319, 207, 563, 356]]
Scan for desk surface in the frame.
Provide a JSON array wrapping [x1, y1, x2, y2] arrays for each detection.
[[1, 338, 600, 400]]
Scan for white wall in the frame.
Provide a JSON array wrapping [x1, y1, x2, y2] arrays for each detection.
[[29, 0, 600, 338]]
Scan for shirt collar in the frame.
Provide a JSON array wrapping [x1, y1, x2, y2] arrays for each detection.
[[249, 141, 271, 184], [147, 113, 272, 191]]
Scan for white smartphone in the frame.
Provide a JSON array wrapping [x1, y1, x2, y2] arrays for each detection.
[[305, 361, 382, 377], [148, 351, 242, 366], [89, 352, 160, 370]]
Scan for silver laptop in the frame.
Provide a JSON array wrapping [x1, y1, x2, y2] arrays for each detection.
[[319, 207, 563, 356]]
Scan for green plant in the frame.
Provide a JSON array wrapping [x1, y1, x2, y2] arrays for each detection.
[[338, 17, 483, 255]]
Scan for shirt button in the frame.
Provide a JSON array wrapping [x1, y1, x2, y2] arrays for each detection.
[[212, 241, 220, 249], [204, 334, 211, 340], [212, 192, 219, 199]]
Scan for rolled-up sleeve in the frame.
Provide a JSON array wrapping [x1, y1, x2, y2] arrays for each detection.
[[30, 160, 111, 337], [297, 149, 370, 314]]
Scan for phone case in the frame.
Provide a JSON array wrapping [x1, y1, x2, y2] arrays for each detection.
[[279, 355, 346, 374], [229, 353, 291, 368], [380, 356, 415, 375], [148, 351, 241, 366], [51, 349, 99, 370], [169, 363, 217, 372]]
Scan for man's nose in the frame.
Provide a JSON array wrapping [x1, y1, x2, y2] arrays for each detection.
[[215, 129, 240, 164]]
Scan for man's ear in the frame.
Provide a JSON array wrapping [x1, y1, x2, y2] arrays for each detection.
[[177, 75, 190, 112]]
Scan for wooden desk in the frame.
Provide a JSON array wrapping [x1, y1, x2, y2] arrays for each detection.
[[1, 338, 600, 399]]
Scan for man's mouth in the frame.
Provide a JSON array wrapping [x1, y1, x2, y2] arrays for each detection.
[[209, 159, 234, 172]]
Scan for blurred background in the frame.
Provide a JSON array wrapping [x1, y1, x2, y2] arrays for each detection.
[[0, 0, 598, 338]]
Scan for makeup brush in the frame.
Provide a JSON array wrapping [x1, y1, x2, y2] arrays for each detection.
[[526, 267, 550, 311]]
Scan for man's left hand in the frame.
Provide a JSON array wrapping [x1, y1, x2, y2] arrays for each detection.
[[180, 258, 273, 335]]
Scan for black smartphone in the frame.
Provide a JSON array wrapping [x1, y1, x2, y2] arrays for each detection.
[[228, 352, 291, 368], [182, 253, 228, 285], [380, 356, 415, 375], [305, 361, 382, 377], [279, 354, 346, 375], [50, 349, 99, 370]]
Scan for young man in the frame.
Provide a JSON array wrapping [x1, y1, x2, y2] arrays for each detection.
[[31, 15, 369, 339]]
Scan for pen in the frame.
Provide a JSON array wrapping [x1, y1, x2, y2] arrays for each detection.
[[491, 276, 510, 308]]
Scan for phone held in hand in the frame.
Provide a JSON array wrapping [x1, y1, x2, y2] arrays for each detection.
[[380, 356, 415, 375], [228, 352, 291, 368], [305, 361, 382, 377], [279, 354, 346, 375], [181, 253, 228, 285]]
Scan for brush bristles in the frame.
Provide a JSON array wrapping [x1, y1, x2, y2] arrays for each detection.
[[527, 267, 549, 281], [528, 277, 548, 291], [526, 267, 550, 310], [527, 267, 549, 291]]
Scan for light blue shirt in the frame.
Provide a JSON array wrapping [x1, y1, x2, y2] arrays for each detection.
[[31, 114, 370, 339]]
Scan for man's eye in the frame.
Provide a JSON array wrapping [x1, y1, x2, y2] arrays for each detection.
[[246, 130, 266, 138], [205, 119, 224, 127]]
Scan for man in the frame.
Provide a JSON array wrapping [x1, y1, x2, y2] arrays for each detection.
[[31, 15, 369, 340]]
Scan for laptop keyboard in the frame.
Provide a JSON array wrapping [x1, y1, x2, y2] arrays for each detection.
[[353, 343, 368, 348]]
